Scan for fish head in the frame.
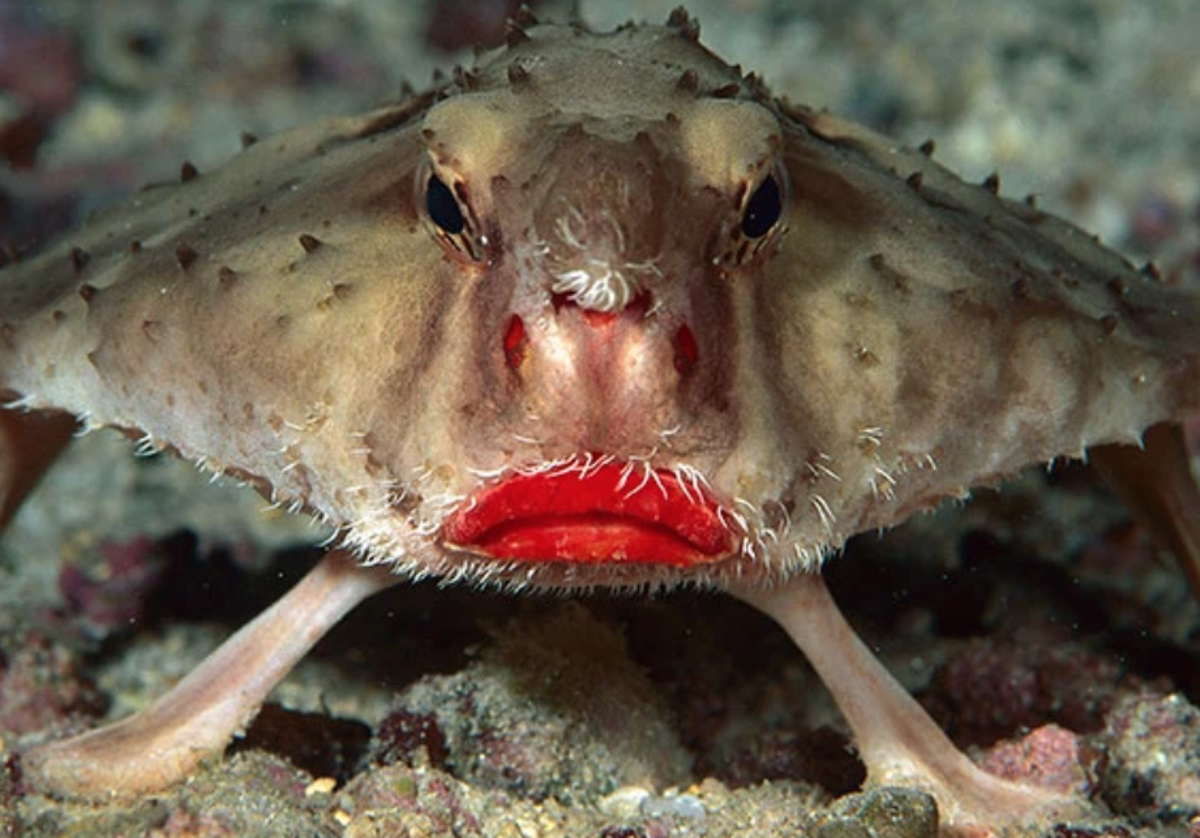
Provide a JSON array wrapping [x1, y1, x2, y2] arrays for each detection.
[[386, 27, 795, 587]]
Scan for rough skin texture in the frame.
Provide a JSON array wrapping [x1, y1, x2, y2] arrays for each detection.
[[1, 3, 1199, 836], [2, 21, 1196, 591]]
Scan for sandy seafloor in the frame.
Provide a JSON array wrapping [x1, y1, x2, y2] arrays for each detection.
[[1, 0, 1199, 835]]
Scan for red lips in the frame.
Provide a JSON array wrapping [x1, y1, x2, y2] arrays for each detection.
[[441, 462, 733, 566]]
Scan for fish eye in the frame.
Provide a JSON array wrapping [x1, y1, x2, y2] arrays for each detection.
[[741, 173, 781, 239], [419, 163, 488, 264], [716, 165, 788, 269], [426, 174, 465, 234]]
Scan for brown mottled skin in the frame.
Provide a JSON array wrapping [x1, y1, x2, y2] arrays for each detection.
[[1, 11, 1198, 832]]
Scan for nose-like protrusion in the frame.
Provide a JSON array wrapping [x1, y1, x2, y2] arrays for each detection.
[[529, 133, 672, 314], [486, 129, 714, 454], [500, 293, 699, 454]]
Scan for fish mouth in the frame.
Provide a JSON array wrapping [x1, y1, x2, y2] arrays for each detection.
[[441, 461, 734, 566]]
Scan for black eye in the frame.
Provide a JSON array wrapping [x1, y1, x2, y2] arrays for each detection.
[[741, 174, 781, 238], [427, 174, 465, 234]]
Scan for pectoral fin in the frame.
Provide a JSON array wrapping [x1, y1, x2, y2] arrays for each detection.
[[1091, 421, 1200, 600], [24, 549, 399, 798], [729, 574, 1094, 832], [0, 406, 77, 533]]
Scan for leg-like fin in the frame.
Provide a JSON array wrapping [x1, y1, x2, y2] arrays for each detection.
[[0, 407, 77, 532], [23, 549, 399, 799], [729, 574, 1093, 832], [1091, 421, 1200, 600]]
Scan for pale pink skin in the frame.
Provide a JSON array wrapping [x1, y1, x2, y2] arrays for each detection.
[[2, 12, 1199, 832]]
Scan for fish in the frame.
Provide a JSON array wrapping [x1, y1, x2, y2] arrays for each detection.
[[1, 7, 1198, 833]]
